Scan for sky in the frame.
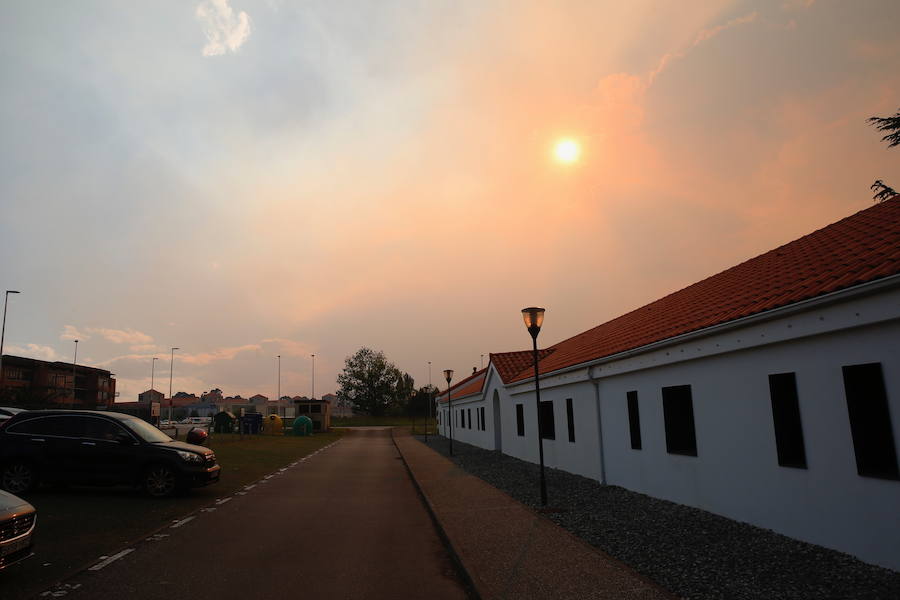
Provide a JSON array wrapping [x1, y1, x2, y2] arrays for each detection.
[[1, 0, 898, 402]]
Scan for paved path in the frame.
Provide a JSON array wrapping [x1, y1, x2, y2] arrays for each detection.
[[41, 428, 469, 600], [393, 429, 677, 600]]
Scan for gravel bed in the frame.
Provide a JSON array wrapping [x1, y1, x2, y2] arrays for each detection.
[[414, 435, 900, 600]]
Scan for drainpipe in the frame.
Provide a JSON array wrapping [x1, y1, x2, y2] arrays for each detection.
[[588, 365, 607, 485]]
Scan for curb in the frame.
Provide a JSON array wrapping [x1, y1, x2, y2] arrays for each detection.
[[391, 428, 482, 600]]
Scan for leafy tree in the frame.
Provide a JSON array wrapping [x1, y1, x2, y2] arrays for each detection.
[[868, 108, 900, 202], [408, 385, 439, 418], [336, 348, 412, 416]]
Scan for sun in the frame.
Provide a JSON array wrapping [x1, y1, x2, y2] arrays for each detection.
[[553, 138, 581, 164]]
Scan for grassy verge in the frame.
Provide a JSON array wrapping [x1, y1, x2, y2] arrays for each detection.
[[332, 416, 434, 427], [208, 432, 343, 488]]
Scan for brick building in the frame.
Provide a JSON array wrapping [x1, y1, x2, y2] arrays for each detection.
[[0, 354, 116, 409]]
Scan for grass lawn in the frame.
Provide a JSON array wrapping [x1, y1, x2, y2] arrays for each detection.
[[208, 431, 343, 488]]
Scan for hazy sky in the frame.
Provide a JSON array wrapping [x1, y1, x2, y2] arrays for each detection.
[[1, 0, 898, 401]]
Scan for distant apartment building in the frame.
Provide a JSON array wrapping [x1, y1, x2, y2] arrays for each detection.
[[138, 389, 164, 403], [0, 354, 116, 409]]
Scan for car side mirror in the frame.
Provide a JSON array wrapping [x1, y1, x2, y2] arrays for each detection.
[[116, 433, 135, 445]]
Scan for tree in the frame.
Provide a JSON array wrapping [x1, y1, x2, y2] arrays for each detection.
[[868, 107, 900, 202], [336, 348, 412, 417]]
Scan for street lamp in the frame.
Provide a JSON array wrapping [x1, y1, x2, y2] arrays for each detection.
[[522, 306, 548, 506], [425, 361, 432, 443], [169, 347, 179, 423], [151, 357, 159, 425], [72, 339, 79, 404], [311, 354, 316, 400], [0, 290, 21, 395], [277, 355, 281, 413], [444, 369, 454, 456]]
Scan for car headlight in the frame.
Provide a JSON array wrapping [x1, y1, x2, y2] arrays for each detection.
[[175, 450, 205, 464]]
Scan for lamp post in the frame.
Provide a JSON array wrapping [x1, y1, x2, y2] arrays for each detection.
[[0, 290, 21, 395], [277, 355, 281, 411], [71, 339, 79, 404], [444, 369, 454, 456], [151, 357, 159, 426], [425, 361, 432, 443], [168, 347, 179, 423], [311, 354, 315, 400], [522, 306, 548, 506]]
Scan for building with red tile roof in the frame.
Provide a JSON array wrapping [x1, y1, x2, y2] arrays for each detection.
[[435, 198, 900, 571]]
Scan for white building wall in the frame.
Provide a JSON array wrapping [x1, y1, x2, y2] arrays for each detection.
[[503, 286, 900, 570]]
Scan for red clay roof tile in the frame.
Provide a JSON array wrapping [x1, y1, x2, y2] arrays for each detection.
[[510, 199, 900, 382]]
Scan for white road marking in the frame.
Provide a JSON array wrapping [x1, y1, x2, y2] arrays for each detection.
[[215, 497, 232, 505], [244, 484, 256, 490], [170, 516, 195, 529], [88, 549, 134, 571]]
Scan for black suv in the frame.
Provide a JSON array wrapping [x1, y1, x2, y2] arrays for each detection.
[[0, 410, 220, 497]]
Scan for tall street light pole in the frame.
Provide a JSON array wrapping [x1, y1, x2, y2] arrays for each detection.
[[169, 347, 179, 423], [425, 361, 432, 443], [311, 354, 316, 400], [151, 356, 159, 426], [444, 369, 454, 456], [277, 355, 281, 411], [522, 306, 548, 506], [72, 339, 79, 405], [0, 290, 21, 395]]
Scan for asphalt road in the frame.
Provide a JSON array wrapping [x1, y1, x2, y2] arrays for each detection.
[[31, 428, 470, 599]]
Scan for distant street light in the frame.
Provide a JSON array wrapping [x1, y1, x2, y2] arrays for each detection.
[[522, 306, 548, 506], [169, 347, 179, 423], [444, 369, 454, 456], [277, 355, 281, 410], [72, 339, 79, 404], [425, 361, 432, 444], [311, 354, 316, 400], [151, 357, 159, 426], [0, 290, 21, 395]]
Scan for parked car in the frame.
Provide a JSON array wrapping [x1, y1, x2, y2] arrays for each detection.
[[0, 489, 36, 570], [0, 407, 23, 423], [0, 410, 220, 498]]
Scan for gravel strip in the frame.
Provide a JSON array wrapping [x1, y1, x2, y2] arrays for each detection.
[[414, 435, 900, 600]]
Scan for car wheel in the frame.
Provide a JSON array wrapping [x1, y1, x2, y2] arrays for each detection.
[[1, 461, 37, 495], [143, 464, 177, 498]]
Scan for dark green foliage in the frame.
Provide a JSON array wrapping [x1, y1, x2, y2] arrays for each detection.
[[335, 347, 414, 417], [868, 109, 900, 148]]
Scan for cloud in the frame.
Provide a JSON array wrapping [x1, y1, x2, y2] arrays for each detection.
[[179, 344, 261, 365], [85, 327, 154, 346], [261, 338, 316, 357], [196, 0, 251, 57], [5, 344, 63, 362], [649, 12, 758, 84], [60, 325, 88, 341], [129, 344, 160, 353]]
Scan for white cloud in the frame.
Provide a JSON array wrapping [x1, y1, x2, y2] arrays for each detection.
[[5, 343, 63, 362], [196, 0, 251, 57], [60, 325, 89, 341], [87, 327, 154, 346]]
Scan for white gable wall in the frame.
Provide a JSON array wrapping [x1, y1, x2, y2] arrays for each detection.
[[503, 282, 900, 570]]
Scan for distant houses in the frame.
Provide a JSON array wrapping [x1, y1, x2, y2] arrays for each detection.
[[436, 198, 900, 571]]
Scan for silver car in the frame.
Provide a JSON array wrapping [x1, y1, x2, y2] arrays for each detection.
[[0, 489, 36, 570]]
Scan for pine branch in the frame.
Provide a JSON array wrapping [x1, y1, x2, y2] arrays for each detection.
[[871, 179, 898, 203], [868, 109, 900, 148]]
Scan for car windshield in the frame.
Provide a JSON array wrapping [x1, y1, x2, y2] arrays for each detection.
[[121, 417, 173, 443]]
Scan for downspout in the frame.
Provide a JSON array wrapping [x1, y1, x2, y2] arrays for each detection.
[[588, 365, 607, 485]]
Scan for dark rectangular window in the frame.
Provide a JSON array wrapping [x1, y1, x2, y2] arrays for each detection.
[[843, 363, 899, 480], [467, 408, 472, 429], [539, 400, 555, 440], [460, 409, 464, 429], [566, 398, 575, 442], [627, 391, 642, 450], [768, 373, 807, 468], [480, 407, 485, 431], [516, 404, 524, 436], [662, 385, 697, 456]]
